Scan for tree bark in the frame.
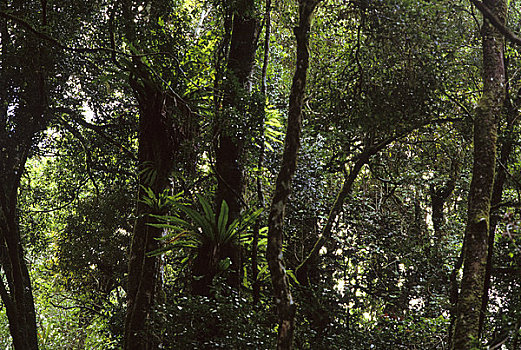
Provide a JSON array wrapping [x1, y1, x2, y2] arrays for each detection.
[[215, 0, 260, 223], [451, 0, 507, 348], [478, 69, 516, 337], [124, 62, 186, 349], [266, 1, 320, 349], [211, 0, 260, 293], [0, 2, 49, 347]]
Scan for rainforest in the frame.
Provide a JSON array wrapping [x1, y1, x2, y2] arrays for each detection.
[[0, 0, 520, 349]]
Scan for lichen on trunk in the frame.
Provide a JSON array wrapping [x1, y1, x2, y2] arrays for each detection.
[[451, 0, 507, 348]]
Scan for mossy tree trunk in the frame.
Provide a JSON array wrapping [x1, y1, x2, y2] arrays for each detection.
[[121, 2, 196, 346], [478, 81, 516, 337], [266, 1, 320, 349], [451, 0, 507, 348]]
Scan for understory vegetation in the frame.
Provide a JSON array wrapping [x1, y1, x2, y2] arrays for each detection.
[[2, 0, 521, 349]]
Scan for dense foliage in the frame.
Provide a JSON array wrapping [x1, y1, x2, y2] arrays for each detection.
[[2, 0, 521, 348]]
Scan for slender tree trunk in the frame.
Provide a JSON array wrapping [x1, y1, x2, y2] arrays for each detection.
[[296, 154, 366, 285], [295, 136, 400, 285], [451, 1, 506, 348], [448, 245, 464, 348], [0, 2, 48, 347], [267, 1, 320, 349], [430, 176, 455, 239], [0, 188, 39, 350], [252, 0, 271, 305]]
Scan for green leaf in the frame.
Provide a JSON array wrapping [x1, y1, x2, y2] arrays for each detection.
[[181, 206, 213, 240], [217, 200, 229, 239], [197, 194, 215, 223], [218, 257, 231, 271], [257, 264, 270, 280], [286, 270, 299, 285], [147, 244, 177, 257], [149, 214, 190, 227]]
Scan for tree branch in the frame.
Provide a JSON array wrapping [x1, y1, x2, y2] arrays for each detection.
[[53, 107, 137, 161], [57, 116, 100, 196], [470, 0, 521, 46], [0, 10, 171, 58]]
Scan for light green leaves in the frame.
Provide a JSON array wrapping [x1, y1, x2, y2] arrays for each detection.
[[147, 195, 262, 264]]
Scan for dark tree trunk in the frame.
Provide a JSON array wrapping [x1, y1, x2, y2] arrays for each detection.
[[0, 2, 49, 347], [451, 0, 507, 348], [124, 59, 191, 348], [430, 176, 455, 238], [215, 0, 260, 223], [266, 1, 320, 349], [121, 2, 196, 346], [205, 0, 259, 294], [0, 192, 39, 350]]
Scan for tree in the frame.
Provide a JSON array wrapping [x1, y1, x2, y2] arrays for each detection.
[[209, 0, 260, 294], [452, 0, 507, 348], [120, 2, 196, 347], [266, 1, 320, 349], [215, 0, 260, 223], [0, 1, 89, 347]]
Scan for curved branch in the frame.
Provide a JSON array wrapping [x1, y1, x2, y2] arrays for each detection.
[[0, 10, 173, 58], [470, 0, 521, 46]]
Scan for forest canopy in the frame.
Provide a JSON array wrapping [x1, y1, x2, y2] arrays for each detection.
[[1, 0, 521, 349]]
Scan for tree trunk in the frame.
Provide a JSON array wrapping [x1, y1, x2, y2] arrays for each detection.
[[478, 69, 516, 337], [0, 188, 39, 350], [121, 1, 196, 345], [124, 67, 180, 349], [451, 1, 506, 348], [295, 136, 401, 285], [430, 176, 455, 239], [266, 1, 320, 349], [211, 0, 259, 293], [0, 3, 49, 347], [215, 0, 260, 223], [296, 152, 367, 285]]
